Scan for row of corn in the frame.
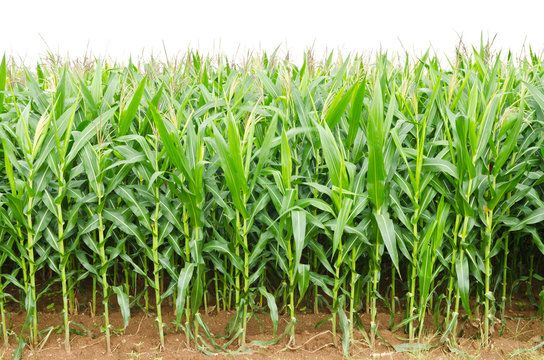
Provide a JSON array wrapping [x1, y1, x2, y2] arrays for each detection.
[[0, 45, 543, 357]]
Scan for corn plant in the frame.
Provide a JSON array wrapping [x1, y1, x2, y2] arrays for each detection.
[[79, 106, 131, 352], [264, 125, 309, 344], [4, 74, 57, 346], [366, 73, 399, 346], [390, 60, 442, 340], [210, 101, 279, 345], [152, 103, 207, 344], [43, 91, 81, 351]]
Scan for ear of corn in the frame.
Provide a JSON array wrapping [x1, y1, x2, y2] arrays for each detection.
[[0, 47, 543, 356]]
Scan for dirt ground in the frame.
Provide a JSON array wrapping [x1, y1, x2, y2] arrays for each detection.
[[0, 298, 543, 360]]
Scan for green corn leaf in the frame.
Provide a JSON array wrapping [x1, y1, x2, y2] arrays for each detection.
[[524, 81, 544, 112], [103, 208, 145, 245], [309, 272, 333, 298], [292, 210, 306, 268], [115, 186, 152, 231], [249, 114, 277, 193], [297, 263, 310, 302], [511, 208, 544, 231], [367, 85, 386, 209], [494, 108, 523, 174], [119, 75, 147, 136], [176, 263, 196, 324], [475, 94, 500, 161], [337, 301, 351, 359], [333, 199, 353, 254], [255, 70, 280, 98], [347, 78, 366, 146], [211, 124, 248, 218], [13, 339, 25, 360], [325, 84, 354, 129], [422, 158, 458, 179], [258, 287, 278, 335], [111, 286, 130, 328], [203, 240, 244, 272], [280, 129, 292, 189], [226, 113, 247, 191], [150, 106, 194, 187], [374, 210, 399, 273], [191, 266, 204, 314], [456, 253, 471, 316], [65, 107, 117, 166], [308, 240, 335, 275], [79, 78, 97, 116]]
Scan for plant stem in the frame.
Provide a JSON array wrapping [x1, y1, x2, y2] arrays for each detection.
[[331, 241, 342, 347], [144, 257, 149, 311], [390, 264, 395, 329], [98, 211, 111, 353], [0, 273, 7, 347], [313, 252, 319, 314], [92, 249, 97, 317], [370, 229, 381, 348], [241, 214, 249, 345], [286, 224, 296, 343], [26, 194, 38, 347], [183, 206, 191, 346], [446, 215, 460, 325], [57, 185, 70, 352], [501, 233, 508, 322], [483, 208, 493, 346], [408, 221, 419, 341], [349, 249, 357, 341], [153, 195, 164, 349], [235, 211, 240, 308]]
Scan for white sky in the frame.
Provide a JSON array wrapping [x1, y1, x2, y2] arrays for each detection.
[[3, 0, 544, 64]]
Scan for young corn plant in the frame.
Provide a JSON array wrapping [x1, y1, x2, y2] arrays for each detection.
[[6, 86, 56, 347], [417, 198, 450, 338], [81, 140, 114, 352], [315, 118, 357, 352], [112, 131, 170, 349], [476, 92, 527, 345], [43, 92, 81, 352], [151, 102, 208, 346], [209, 98, 277, 345], [80, 107, 131, 352], [265, 126, 309, 345], [441, 80, 481, 341], [365, 72, 400, 347], [318, 69, 373, 350], [391, 63, 441, 340]]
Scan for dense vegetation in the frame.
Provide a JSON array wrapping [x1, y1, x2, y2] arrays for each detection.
[[0, 45, 544, 357]]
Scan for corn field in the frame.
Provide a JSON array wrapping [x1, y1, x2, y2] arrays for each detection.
[[0, 45, 544, 358]]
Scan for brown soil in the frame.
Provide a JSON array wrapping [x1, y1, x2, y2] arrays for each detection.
[[0, 301, 543, 360]]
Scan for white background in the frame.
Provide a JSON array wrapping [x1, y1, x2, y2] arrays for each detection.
[[3, 0, 543, 64]]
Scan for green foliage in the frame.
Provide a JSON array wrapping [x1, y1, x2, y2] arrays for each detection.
[[0, 48, 543, 357]]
